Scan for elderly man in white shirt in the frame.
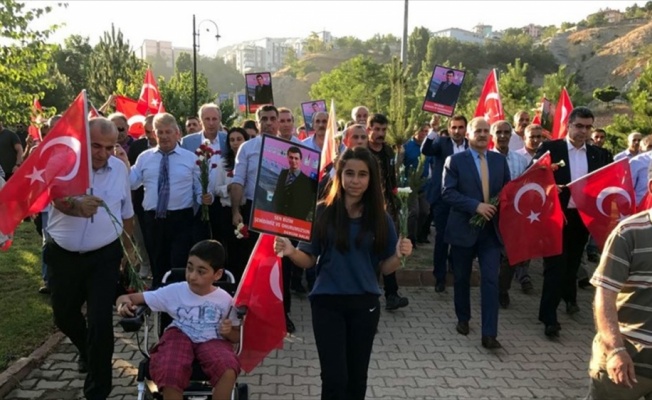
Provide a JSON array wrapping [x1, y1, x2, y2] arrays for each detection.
[[614, 132, 643, 161], [515, 124, 544, 163], [490, 120, 533, 308], [508, 110, 530, 151], [45, 117, 134, 400]]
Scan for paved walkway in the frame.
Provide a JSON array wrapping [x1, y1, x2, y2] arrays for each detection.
[[4, 264, 597, 399]]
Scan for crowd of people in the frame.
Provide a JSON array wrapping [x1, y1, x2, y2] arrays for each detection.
[[1, 98, 652, 400]]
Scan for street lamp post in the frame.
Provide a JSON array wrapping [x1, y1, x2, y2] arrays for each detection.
[[192, 14, 220, 115]]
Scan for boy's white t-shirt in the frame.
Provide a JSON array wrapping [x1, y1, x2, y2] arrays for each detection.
[[144, 282, 240, 343]]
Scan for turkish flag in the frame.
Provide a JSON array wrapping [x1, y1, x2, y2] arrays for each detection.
[[136, 68, 163, 116], [233, 234, 286, 372], [114, 95, 145, 138], [567, 157, 636, 248], [638, 192, 652, 212], [474, 69, 504, 126], [551, 88, 573, 140], [498, 152, 564, 265], [28, 98, 44, 141], [319, 99, 336, 181], [0, 91, 91, 241]]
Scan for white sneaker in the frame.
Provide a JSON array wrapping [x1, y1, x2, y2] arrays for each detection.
[[138, 265, 151, 278]]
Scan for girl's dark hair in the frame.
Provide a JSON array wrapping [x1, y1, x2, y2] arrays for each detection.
[[223, 127, 250, 171], [188, 240, 225, 271], [242, 119, 258, 133], [316, 146, 388, 254]]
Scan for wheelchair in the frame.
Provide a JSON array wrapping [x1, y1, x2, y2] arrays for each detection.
[[119, 268, 249, 400]]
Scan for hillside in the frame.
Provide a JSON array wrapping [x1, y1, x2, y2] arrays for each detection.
[[272, 19, 652, 111], [545, 19, 652, 92]]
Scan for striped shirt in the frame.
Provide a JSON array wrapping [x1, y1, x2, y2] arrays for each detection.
[[590, 210, 652, 377]]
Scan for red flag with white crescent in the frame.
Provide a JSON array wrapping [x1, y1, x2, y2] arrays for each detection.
[[233, 234, 286, 372], [28, 98, 44, 141], [115, 95, 145, 138], [551, 88, 573, 140], [136, 68, 163, 116], [498, 152, 564, 264], [474, 69, 504, 126], [567, 158, 636, 248], [0, 91, 91, 242]]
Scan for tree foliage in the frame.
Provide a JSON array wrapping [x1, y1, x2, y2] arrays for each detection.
[[86, 24, 147, 105], [159, 71, 212, 125], [0, 0, 63, 124], [175, 52, 193, 74], [407, 27, 430, 76], [592, 85, 620, 106], [309, 55, 390, 120], [498, 58, 537, 119], [538, 64, 585, 106], [608, 62, 652, 141]]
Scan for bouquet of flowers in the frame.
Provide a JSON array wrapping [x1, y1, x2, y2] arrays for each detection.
[[234, 222, 250, 239], [394, 186, 412, 268], [195, 140, 219, 222]]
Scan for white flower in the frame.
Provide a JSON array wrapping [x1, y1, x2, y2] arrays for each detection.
[[397, 187, 413, 195], [203, 139, 211, 146], [557, 160, 566, 168], [198, 155, 205, 162]]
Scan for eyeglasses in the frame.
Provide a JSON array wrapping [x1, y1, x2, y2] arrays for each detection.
[[529, 135, 543, 139], [572, 123, 593, 131], [632, 139, 642, 142]]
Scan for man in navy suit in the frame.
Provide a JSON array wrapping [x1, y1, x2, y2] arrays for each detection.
[[180, 103, 228, 244], [421, 115, 469, 293], [533, 106, 609, 339], [442, 117, 511, 349]]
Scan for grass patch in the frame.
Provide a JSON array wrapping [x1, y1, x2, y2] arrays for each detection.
[[0, 221, 56, 371]]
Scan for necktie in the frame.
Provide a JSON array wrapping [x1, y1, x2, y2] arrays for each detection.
[[156, 152, 170, 218], [478, 152, 490, 203], [285, 171, 297, 186]]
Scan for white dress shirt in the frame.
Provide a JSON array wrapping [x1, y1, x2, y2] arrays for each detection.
[[232, 135, 263, 201], [452, 141, 466, 154], [129, 145, 202, 212], [515, 147, 534, 163], [508, 131, 525, 151], [48, 156, 134, 252], [201, 132, 223, 166], [567, 138, 588, 209]]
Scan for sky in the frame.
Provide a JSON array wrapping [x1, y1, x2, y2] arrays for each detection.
[[25, 0, 647, 55]]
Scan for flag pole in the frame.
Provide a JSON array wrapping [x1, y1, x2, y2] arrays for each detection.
[[82, 90, 94, 222], [566, 157, 629, 188]]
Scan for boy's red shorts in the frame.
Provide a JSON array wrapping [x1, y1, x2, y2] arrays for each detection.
[[149, 327, 240, 393]]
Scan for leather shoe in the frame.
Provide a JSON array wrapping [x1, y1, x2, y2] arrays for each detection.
[[499, 292, 510, 309], [456, 321, 469, 336], [521, 281, 534, 295], [566, 303, 580, 315], [481, 336, 502, 349], [434, 282, 446, 293], [544, 323, 561, 338]]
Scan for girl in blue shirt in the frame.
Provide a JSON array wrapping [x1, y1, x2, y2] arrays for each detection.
[[275, 146, 412, 400]]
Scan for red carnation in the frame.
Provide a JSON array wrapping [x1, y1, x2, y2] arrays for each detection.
[[392, 187, 398, 196], [227, 171, 234, 178], [196, 160, 202, 166], [211, 163, 217, 168]]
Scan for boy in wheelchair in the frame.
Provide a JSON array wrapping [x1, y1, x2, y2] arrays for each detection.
[[116, 240, 240, 400]]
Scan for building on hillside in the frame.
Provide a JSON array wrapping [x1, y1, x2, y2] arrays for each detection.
[[523, 23, 543, 39], [588, 8, 624, 24], [137, 40, 193, 68], [432, 25, 499, 45], [220, 35, 308, 74]]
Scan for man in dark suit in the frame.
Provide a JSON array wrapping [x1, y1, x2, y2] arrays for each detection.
[[253, 74, 273, 105], [273, 146, 317, 221], [421, 115, 469, 293], [431, 70, 461, 107], [442, 117, 511, 349], [534, 106, 609, 339]]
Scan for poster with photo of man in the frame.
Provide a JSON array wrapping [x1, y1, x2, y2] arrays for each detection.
[[245, 72, 274, 113], [540, 97, 554, 133], [251, 135, 320, 241], [422, 65, 466, 117], [301, 100, 326, 134]]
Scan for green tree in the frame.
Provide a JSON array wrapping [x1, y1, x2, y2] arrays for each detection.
[[41, 66, 75, 114], [0, 0, 63, 125], [86, 24, 147, 105], [407, 26, 430, 76], [386, 57, 410, 147], [309, 55, 390, 120], [305, 32, 327, 54], [147, 51, 174, 81], [219, 100, 237, 128], [608, 62, 652, 141], [159, 71, 212, 123], [51, 35, 92, 95], [197, 55, 245, 95], [538, 64, 585, 106], [498, 58, 537, 118], [586, 12, 607, 28], [592, 85, 620, 107], [175, 52, 193, 74]]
